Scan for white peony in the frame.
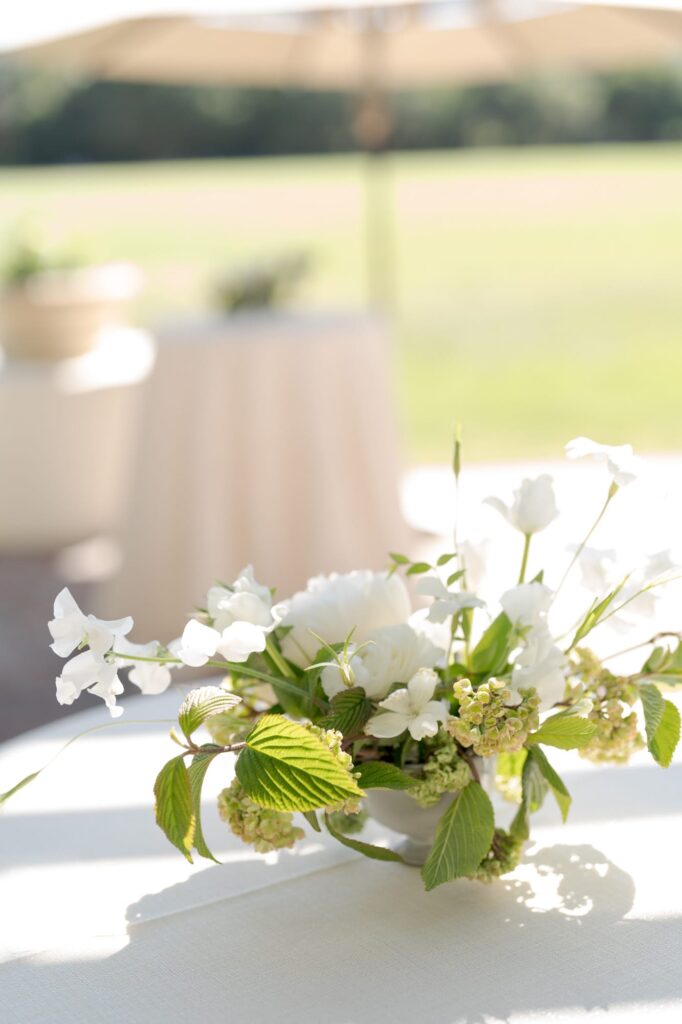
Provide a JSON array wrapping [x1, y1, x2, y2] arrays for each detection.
[[565, 437, 640, 487], [320, 623, 440, 701], [366, 668, 447, 741], [485, 475, 558, 536], [278, 570, 412, 668]]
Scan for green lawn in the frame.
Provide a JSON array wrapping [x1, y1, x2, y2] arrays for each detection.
[[2, 144, 681, 461]]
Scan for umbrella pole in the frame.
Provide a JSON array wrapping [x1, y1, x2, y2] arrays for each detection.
[[353, 15, 394, 314]]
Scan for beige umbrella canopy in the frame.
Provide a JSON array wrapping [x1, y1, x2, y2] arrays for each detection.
[[10, 2, 682, 90], [9, 0, 682, 305]]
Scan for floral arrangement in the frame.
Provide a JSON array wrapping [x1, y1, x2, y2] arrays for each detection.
[[3, 437, 681, 890]]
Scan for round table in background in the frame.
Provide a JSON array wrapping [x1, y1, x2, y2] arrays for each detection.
[[0, 688, 680, 1023], [97, 310, 409, 642]]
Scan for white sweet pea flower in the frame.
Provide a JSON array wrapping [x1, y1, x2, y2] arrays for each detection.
[[366, 668, 447, 741], [56, 650, 124, 717], [511, 628, 567, 709], [485, 475, 558, 536], [320, 623, 440, 701], [572, 545, 618, 593], [279, 570, 412, 668], [416, 576, 485, 625], [207, 565, 275, 632], [114, 638, 173, 695], [176, 618, 266, 667], [500, 582, 552, 631], [49, 587, 133, 658], [565, 437, 640, 487]]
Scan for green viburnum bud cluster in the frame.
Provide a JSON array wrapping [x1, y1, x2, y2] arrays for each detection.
[[218, 779, 305, 853], [448, 679, 540, 757], [327, 807, 369, 835], [408, 733, 472, 807], [580, 674, 643, 765], [306, 724, 363, 814], [469, 829, 524, 883]]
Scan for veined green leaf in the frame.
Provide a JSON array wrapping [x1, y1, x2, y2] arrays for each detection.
[[356, 761, 417, 791], [188, 751, 220, 862], [319, 687, 372, 738], [178, 686, 242, 740], [528, 705, 597, 750], [469, 613, 512, 675], [527, 746, 571, 822], [235, 714, 364, 812], [324, 813, 403, 862], [510, 748, 548, 840], [421, 782, 494, 891], [640, 684, 680, 767], [154, 756, 195, 863]]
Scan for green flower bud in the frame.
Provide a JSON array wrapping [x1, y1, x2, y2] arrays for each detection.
[[450, 679, 540, 757]]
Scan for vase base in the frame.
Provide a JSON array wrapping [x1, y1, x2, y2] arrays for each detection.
[[396, 837, 431, 867]]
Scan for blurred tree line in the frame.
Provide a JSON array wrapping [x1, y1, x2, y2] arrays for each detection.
[[1, 60, 682, 164]]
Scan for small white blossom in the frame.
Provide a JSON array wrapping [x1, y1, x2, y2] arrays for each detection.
[[207, 566, 275, 632], [416, 576, 485, 625], [56, 650, 124, 717], [115, 638, 173, 695], [366, 668, 447, 741], [49, 587, 133, 658], [572, 544, 618, 593], [500, 582, 552, 631], [511, 628, 567, 709], [565, 437, 640, 487], [320, 623, 440, 701], [176, 618, 266, 668], [485, 475, 558, 536]]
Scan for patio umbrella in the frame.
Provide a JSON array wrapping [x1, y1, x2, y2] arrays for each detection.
[[7, 0, 682, 305]]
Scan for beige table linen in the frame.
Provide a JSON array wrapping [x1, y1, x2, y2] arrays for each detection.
[[97, 311, 408, 641], [0, 688, 680, 1024], [0, 328, 155, 551]]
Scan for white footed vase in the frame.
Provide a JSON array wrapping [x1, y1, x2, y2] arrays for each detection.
[[366, 758, 496, 866]]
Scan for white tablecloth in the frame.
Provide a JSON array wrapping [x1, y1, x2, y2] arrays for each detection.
[[97, 310, 408, 641], [0, 329, 155, 552], [1, 688, 680, 1023]]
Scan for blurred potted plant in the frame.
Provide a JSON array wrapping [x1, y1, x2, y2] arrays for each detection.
[[213, 252, 309, 313], [0, 229, 141, 360]]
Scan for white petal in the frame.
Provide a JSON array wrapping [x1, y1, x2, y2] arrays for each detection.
[[217, 621, 267, 662], [177, 620, 220, 667], [484, 496, 510, 522], [53, 587, 83, 619], [365, 711, 411, 738], [129, 663, 173, 695], [377, 688, 412, 714], [415, 577, 448, 599], [407, 714, 441, 741], [406, 668, 439, 710], [48, 613, 86, 658]]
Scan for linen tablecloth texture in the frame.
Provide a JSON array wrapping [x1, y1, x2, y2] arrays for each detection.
[[0, 329, 155, 551], [1, 689, 680, 1024], [97, 311, 408, 640]]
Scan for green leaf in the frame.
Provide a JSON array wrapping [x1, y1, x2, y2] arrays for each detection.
[[355, 761, 417, 791], [235, 714, 364, 812], [0, 771, 41, 806], [527, 746, 571, 822], [324, 813, 403, 862], [389, 552, 410, 565], [447, 570, 466, 587], [469, 613, 512, 675], [303, 809, 321, 832], [187, 751, 220, 862], [640, 684, 680, 767], [406, 561, 432, 576], [178, 686, 242, 740], [510, 748, 548, 840], [569, 578, 628, 648], [318, 687, 372, 738], [154, 756, 195, 863], [495, 749, 527, 795], [528, 705, 597, 750], [437, 552, 457, 567], [421, 782, 494, 891]]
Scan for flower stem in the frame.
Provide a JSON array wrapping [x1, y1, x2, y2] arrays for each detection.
[[518, 533, 531, 584], [552, 486, 616, 602]]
